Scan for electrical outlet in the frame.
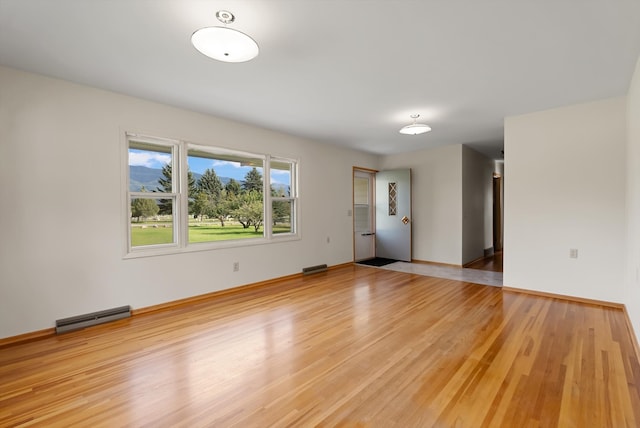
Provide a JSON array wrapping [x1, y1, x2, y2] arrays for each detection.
[[569, 248, 578, 259], [233, 262, 239, 272]]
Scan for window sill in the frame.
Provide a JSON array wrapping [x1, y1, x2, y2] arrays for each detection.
[[123, 233, 301, 259]]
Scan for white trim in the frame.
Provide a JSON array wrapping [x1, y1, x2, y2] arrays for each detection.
[[263, 155, 273, 237], [188, 142, 266, 161], [121, 130, 131, 258], [123, 234, 300, 259]]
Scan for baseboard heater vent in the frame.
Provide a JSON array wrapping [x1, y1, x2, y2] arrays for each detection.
[[55, 305, 131, 334], [302, 264, 328, 275]]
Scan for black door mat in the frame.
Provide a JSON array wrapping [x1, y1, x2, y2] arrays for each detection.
[[356, 257, 398, 267]]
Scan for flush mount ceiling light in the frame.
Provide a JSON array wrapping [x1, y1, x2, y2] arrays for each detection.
[[191, 10, 259, 63], [399, 114, 432, 135]]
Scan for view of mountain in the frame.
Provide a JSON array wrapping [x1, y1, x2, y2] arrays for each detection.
[[129, 166, 288, 193]]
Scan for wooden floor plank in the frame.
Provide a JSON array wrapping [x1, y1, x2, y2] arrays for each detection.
[[1, 265, 639, 427]]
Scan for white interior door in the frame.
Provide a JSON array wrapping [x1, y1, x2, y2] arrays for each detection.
[[353, 170, 375, 261], [375, 169, 412, 261]]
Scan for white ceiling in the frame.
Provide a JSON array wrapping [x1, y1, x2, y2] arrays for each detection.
[[1, 0, 640, 159]]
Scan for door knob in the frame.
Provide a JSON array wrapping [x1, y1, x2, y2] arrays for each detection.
[[401, 216, 410, 225]]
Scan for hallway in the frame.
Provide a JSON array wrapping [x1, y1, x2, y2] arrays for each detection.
[[464, 251, 503, 272]]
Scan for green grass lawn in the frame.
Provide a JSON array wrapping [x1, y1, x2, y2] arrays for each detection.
[[131, 223, 292, 247]]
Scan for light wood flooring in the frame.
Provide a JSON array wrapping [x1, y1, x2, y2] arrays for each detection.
[[1, 264, 639, 427], [465, 251, 504, 272]]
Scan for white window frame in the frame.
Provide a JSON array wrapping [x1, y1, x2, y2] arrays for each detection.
[[125, 135, 182, 255], [123, 133, 300, 258], [268, 156, 298, 237]]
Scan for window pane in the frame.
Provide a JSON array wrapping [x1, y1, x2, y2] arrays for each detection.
[[354, 177, 369, 205], [128, 142, 172, 192], [270, 161, 291, 197], [130, 198, 174, 247], [272, 200, 293, 234], [187, 149, 265, 243], [355, 205, 371, 232]]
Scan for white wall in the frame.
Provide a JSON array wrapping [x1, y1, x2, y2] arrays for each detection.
[[380, 144, 463, 265], [504, 97, 627, 302], [0, 66, 379, 339], [462, 146, 494, 264], [625, 56, 640, 344]]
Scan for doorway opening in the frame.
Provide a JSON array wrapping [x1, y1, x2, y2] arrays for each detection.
[[493, 172, 503, 252]]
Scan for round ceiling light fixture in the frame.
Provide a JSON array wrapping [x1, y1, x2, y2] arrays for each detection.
[[191, 10, 259, 63], [399, 114, 431, 135]]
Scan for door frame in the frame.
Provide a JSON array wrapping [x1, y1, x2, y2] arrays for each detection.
[[493, 173, 503, 251], [352, 166, 378, 262]]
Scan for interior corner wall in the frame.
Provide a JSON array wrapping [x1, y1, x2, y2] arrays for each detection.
[[0, 66, 380, 339], [380, 144, 463, 265], [495, 160, 505, 251], [462, 146, 494, 265], [625, 56, 640, 344], [504, 97, 627, 302]]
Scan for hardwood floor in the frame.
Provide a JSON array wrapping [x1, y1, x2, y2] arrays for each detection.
[[465, 251, 503, 272], [1, 265, 639, 427]]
